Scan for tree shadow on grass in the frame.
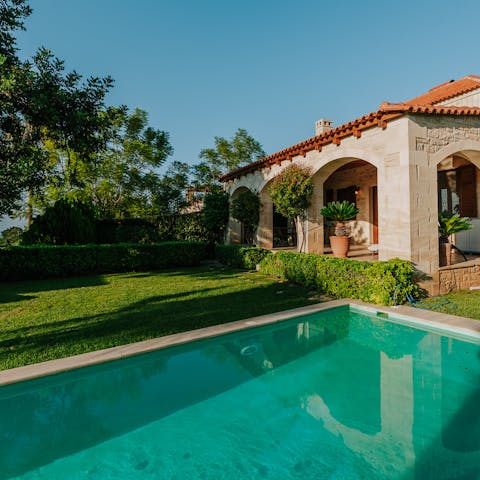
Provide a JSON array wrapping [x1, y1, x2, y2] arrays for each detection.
[[0, 266, 248, 306], [0, 287, 221, 342], [142, 266, 246, 280], [0, 275, 110, 305], [0, 281, 316, 370]]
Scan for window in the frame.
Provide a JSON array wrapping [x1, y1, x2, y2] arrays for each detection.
[[438, 165, 477, 217]]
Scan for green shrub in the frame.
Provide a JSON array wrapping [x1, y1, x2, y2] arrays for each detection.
[[95, 219, 160, 244], [156, 213, 209, 243], [230, 190, 260, 245], [260, 251, 418, 305], [203, 191, 230, 244], [22, 198, 95, 245], [157, 214, 177, 241], [0, 227, 23, 246], [0, 242, 207, 281], [269, 164, 313, 219], [215, 245, 271, 270], [174, 213, 209, 242]]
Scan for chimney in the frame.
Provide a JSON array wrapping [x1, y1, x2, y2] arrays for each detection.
[[315, 118, 333, 136]]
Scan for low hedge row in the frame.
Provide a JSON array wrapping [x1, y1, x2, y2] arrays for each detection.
[[0, 242, 207, 281], [214, 245, 271, 270], [259, 251, 418, 306]]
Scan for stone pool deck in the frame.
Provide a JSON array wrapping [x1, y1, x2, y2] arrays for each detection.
[[0, 299, 479, 387]]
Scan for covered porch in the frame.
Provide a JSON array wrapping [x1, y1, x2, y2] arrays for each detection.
[[257, 157, 381, 257]]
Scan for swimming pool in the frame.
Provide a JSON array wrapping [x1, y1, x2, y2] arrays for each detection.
[[1, 303, 479, 479]]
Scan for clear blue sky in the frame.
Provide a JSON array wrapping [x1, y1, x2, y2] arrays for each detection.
[[3, 0, 479, 230], [16, 0, 480, 169]]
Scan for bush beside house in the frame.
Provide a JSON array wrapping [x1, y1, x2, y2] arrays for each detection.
[[213, 246, 418, 305], [259, 251, 418, 306], [215, 245, 270, 269]]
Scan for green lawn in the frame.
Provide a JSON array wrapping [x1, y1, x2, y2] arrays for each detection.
[[0, 266, 319, 371], [414, 290, 480, 320]]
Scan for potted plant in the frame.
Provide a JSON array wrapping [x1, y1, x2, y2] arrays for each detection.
[[320, 201, 359, 258], [438, 212, 472, 266]]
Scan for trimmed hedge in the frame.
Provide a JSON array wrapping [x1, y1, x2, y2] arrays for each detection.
[[259, 251, 418, 306], [95, 219, 159, 244], [215, 245, 271, 270], [0, 242, 207, 281]]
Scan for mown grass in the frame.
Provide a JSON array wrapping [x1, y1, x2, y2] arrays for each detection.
[[415, 290, 480, 320], [0, 266, 319, 371]]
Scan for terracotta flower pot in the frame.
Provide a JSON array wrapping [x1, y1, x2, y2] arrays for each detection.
[[330, 236, 350, 258], [439, 242, 452, 267]]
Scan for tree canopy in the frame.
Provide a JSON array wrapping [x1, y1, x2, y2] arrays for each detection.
[[230, 190, 260, 245], [269, 164, 314, 220], [193, 128, 265, 189], [30, 107, 175, 219], [0, 1, 267, 243], [0, 0, 113, 216]]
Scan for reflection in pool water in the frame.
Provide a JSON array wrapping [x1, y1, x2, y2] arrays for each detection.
[[0, 305, 479, 479]]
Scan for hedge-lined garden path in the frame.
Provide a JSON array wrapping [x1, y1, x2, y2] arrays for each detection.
[[0, 266, 321, 371]]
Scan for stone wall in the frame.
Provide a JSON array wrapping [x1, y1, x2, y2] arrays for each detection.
[[414, 116, 480, 154], [438, 259, 480, 294], [408, 116, 480, 274]]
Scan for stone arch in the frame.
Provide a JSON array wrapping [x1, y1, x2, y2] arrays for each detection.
[[310, 148, 384, 175], [227, 186, 256, 245], [256, 148, 384, 195], [435, 144, 480, 265], [230, 185, 251, 201], [255, 176, 299, 250], [305, 156, 379, 255], [431, 140, 480, 169]]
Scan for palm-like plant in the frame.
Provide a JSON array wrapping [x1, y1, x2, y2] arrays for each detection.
[[321, 201, 359, 236], [438, 212, 472, 243]]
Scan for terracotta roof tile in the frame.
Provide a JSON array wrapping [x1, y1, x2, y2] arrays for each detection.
[[219, 76, 480, 182], [379, 102, 480, 116], [405, 75, 480, 105]]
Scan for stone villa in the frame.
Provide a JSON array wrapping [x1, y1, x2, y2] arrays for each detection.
[[220, 75, 480, 288]]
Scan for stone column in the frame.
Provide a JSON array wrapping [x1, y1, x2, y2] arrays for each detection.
[[377, 153, 413, 263], [305, 177, 324, 254], [226, 217, 242, 244], [408, 150, 439, 274], [257, 190, 273, 248]]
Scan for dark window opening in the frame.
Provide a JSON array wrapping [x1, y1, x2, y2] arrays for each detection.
[[326, 188, 334, 204], [337, 186, 357, 206], [273, 205, 297, 248], [438, 165, 477, 217]]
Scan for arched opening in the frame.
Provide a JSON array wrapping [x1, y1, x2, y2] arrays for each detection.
[[437, 152, 480, 264], [255, 178, 299, 250], [228, 186, 255, 245], [273, 204, 297, 248], [310, 159, 378, 256]]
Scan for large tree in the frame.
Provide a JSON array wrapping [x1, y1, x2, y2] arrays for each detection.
[[32, 107, 174, 219], [0, 0, 113, 216], [151, 161, 191, 216], [193, 128, 265, 189]]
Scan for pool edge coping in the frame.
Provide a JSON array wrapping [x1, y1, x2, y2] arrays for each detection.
[[1, 299, 479, 386]]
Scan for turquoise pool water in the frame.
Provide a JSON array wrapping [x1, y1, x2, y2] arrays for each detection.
[[1, 305, 479, 479]]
